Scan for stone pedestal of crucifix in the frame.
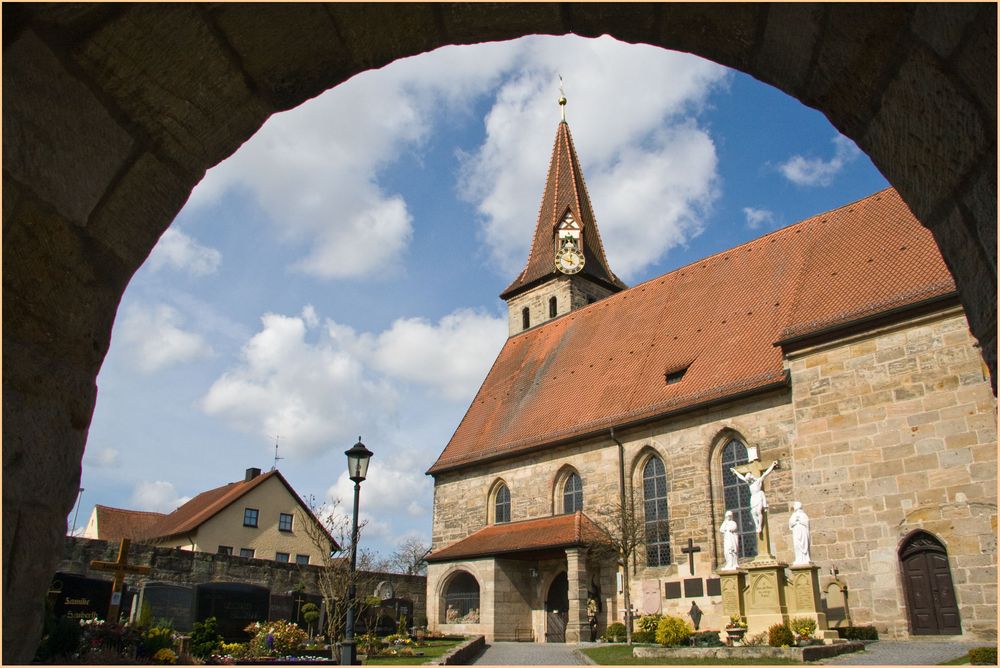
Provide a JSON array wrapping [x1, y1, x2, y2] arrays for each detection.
[[90, 538, 152, 622]]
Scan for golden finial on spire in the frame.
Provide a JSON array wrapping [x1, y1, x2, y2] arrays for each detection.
[[558, 75, 567, 122]]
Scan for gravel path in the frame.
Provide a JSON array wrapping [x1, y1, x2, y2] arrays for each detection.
[[817, 639, 984, 665], [470, 641, 593, 665]]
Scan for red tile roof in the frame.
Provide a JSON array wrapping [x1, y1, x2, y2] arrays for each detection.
[[91, 505, 166, 541], [429, 189, 955, 475], [426, 511, 604, 562], [500, 121, 626, 300]]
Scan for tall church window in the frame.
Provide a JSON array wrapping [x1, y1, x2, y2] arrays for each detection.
[[522, 307, 530, 331], [563, 473, 582, 513], [722, 438, 757, 559], [495, 484, 511, 524], [549, 296, 558, 318], [642, 456, 671, 566]]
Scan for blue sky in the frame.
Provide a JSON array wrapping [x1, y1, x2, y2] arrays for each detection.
[[75, 35, 888, 558]]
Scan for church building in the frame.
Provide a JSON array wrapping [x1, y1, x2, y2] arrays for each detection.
[[425, 102, 996, 643]]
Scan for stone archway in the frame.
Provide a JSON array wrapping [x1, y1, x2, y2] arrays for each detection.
[[3, 4, 995, 661]]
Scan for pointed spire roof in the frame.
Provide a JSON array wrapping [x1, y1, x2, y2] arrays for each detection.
[[500, 120, 627, 300]]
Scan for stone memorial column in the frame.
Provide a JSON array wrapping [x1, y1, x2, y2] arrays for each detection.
[[565, 548, 589, 643]]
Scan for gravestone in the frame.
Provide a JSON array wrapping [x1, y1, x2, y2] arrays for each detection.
[[49, 573, 112, 622], [269, 593, 294, 622], [138, 582, 195, 631], [196, 582, 270, 640]]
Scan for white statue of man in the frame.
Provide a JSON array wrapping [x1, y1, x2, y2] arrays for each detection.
[[788, 501, 811, 565], [730, 460, 777, 535], [719, 510, 740, 570]]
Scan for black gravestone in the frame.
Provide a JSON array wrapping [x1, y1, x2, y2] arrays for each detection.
[[664, 582, 682, 599], [196, 582, 271, 641], [683, 578, 704, 598], [269, 593, 294, 622], [706, 578, 722, 597], [139, 582, 195, 631], [49, 573, 111, 622]]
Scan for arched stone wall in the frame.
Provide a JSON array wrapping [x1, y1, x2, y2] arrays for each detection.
[[3, 4, 994, 661]]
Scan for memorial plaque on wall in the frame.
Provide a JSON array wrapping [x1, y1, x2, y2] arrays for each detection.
[[139, 582, 195, 631], [664, 581, 682, 599], [706, 578, 722, 597], [683, 578, 704, 598], [49, 573, 111, 621], [196, 582, 270, 641]]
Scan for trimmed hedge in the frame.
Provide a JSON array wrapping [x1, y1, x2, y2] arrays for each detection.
[[969, 647, 997, 665], [767, 623, 794, 647], [689, 630, 725, 647], [601, 622, 627, 643], [835, 626, 879, 641]]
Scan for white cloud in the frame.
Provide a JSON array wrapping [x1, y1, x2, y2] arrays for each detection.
[[147, 228, 221, 276], [778, 135, 861, 187], [742, 207, 776, 230], [458, 36, 728, 280], [83, 447, 121, 469], [201, 306, 505, 457], [130, 481, 190, 513], [119, 303, 213, 373]]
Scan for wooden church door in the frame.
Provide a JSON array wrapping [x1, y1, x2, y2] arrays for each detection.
[[545, 572, 569, 643], [900, 532, 961, 635]]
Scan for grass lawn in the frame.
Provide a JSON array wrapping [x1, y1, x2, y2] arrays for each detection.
[[581, 645, 803, 665], [937, 653, 970, 665], [364, 638, 466, 665]]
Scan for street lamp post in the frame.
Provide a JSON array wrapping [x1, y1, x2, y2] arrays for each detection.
[[340, 437, 373, 666]]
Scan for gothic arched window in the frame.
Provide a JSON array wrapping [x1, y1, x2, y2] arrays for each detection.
[[494, 484, 511, 524], [722, 438, 757, 558], [642, 456, 671, 566], [563, 472, 582, 513]]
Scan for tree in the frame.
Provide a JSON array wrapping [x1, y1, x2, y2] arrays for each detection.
[[588, 485, 665, 646], [388, 537, 430, 575], [298, 498, 385, 656]]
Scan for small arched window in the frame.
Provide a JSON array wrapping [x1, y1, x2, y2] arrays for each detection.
[[722, 438, 757, 558], [549, 296, 558, 318], [643, 456, 671, 566], [563, 473, 582, 513], [494, 484, 511, 524], [522, 307, 530, 331]]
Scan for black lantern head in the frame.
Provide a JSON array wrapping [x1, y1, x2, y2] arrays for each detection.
[[345, 437, 373, 483]]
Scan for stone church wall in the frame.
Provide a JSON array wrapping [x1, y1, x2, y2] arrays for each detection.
[[786, 308, 996, 639]]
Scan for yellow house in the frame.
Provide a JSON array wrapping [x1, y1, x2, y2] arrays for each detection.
[[83, 468, 335, 565]]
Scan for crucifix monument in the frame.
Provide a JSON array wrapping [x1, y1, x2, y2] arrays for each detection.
[[730, 458, 778, 562], [680, 538, 702, 576], [90, 538, 152, 621]]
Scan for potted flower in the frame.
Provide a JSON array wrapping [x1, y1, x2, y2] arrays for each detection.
[[725, 615, 748, 645], [789, 617, 817, 646]]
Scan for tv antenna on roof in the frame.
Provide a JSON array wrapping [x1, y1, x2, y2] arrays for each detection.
[[272, 435, 284, 471]]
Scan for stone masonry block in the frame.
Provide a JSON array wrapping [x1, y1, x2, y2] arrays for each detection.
[[3, 30, 134, 225], [952, 5, 997, 122], [910, 4, 979, 59]]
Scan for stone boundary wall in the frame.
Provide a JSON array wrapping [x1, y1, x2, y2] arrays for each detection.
[[633, 641, 864, 662], [427, 635, 486, 665], [58, 537, 426, 623]]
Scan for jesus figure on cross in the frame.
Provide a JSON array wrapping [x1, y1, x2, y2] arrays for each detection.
[[730, 460, 777, 536]]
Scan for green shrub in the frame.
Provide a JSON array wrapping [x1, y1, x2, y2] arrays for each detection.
[[140, 626, 175, 657], [835, 625, 879, 641], [742, 631, 768, 646], [601, 622, 627, 643], [632, 630, 656, 643], [767, 623, 795, 647], [191, 616, 224, 658], [969, 647, 998, 665], [690, 630, 725, 647], [788, 617, 817, 639], [636, 614, 662, 635], [655, 615, 692, 647], [244, 619, 308, 657], [35, 616, 83, 661]]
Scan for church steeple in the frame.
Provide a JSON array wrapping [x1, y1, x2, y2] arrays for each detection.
[[501, 94, 626, 335]]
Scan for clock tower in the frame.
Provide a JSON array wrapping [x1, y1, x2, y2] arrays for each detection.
[[500, 94, 626, 335]]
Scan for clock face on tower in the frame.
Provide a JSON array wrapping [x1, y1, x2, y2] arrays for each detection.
[[556, 242, 585, 274]]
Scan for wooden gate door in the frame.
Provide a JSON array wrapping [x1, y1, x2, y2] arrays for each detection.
[[545, 572, 569, 643], [901, 533, 962, 635]]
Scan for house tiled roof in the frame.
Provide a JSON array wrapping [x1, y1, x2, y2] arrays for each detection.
[[429, 188, 955, 475], [91, 505, 166, 541], [500, 121, 626, 300], [426, 511, 604, 562], [148, 470, 338, 550]]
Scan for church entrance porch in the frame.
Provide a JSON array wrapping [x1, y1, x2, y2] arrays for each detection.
[[545, 571, 569, 642]]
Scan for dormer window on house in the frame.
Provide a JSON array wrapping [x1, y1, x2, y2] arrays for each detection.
[[279, 513, 293, 532], [243, 508, 259, 527], [665, 367, 689, 385]]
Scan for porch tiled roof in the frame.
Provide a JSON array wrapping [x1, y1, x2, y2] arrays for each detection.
[[426, 512, 604, 562]]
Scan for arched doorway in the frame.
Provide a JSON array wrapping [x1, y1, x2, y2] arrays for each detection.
[[900, 532, 961, 635], [545, 571, 569, 643], [441, 571, 480, 625]]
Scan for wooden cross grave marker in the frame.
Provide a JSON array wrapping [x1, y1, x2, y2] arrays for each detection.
[[681, 538, 702, 576], [90, 538, 152, 621]]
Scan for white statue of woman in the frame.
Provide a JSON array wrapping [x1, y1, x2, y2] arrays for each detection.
[[788, 501, 811, 565], [719, 510, 740, 570], [730, 460, 777, 535]]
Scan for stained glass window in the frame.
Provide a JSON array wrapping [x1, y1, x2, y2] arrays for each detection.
[[495, 484, 510, 524], [643, 456, 671, 566], [563, 473, 583, 513]]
